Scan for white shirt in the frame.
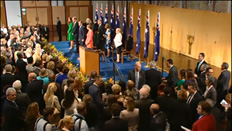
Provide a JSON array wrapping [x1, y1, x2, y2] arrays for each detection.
[[1, 28, 8, 34], [114, 33, 122, 48]]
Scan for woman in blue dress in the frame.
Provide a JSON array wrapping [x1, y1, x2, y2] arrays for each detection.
[[104, 24, 111, 57]]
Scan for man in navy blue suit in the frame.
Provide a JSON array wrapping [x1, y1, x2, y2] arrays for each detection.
[[78, 21, 86, 47], [72, 17, 79, 53]]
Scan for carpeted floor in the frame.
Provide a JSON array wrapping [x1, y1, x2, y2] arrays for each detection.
[[51, 41, 168, 82]]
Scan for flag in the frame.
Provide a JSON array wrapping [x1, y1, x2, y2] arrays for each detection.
[[116, 5, 120, 28], [123, 7, 127, 45], [136, 9, 141, 54], [100, 3, 104, 21], [110, 4, 115, 30], [95, 3, 99, 20], [154, 11, 160, 61], [129, 7, 133, 49], [144, 10, 149, 58], [104, 4, 108, 24]]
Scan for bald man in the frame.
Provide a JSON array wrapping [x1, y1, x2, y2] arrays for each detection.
[[150, 103, 167, 131], [128, 62, 145, 89]]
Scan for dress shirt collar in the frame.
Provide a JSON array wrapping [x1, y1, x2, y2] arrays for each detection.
[[169, 65, 173, 69], [93, 82, 98, 87]]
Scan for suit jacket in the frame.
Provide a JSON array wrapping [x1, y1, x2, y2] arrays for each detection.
[[42, 26, 49, 39], [84, 79, 95, 94], [194, 60, 207, 77], [98, 24, 105, 40], [1, 72, 18, 89], [217, 70, 230, 100], [15, 91, 30, 118], [89, 84, 105, 110], [78, 25, 86, 42], [92, 22, 99, 33], [204, 86, 217, 106], [73, 21, 79, 37], [16, 59, 28, 89], [135, 98, 154, 131], [192, 114, 216, 131], [104, 118, 128, 131], [128, 70, 146, 90], [197, 72, 207, 94], [145, 68, 162, 100], [57, 20, 61, 32], [3, 99, 25, 131], [150, 111, 167, 131], [165, 65, 179, 88]]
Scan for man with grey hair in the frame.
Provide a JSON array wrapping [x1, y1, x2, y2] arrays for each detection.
[[3, 87, 25, 131], [13, 80, 30, 118], [203, 76, 217, 107], [145, 61, 162, 100], [135, 84, 154, 131]]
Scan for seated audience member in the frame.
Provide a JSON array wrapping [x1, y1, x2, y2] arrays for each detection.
[[57, 115, 74, 131], [25, 102, 42, 131], [37, 68, 49, 85], [2, 88, 25, 131], [120, 96, 139, 131], [124, 80, 139, 100], [135, 85, 154, 131], [150, 103, 167, 131], [203, 76, 217, 106], [184, 101, 216, 131], [34, 106, 56, 130], [61, 88, 79, 116], [13, 80, 30, 118], [104, 103, 128, 131], [72, 102, 89, 131], [83, 94, 98, 130], [44, 82, 61, 112]]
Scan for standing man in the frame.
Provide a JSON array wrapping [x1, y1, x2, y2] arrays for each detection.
[[150, 104, 167, 131], [98, 19, 105, 50], [56, 17, 62, 41], [145, 61, 162, 100], [92, 19, 99, 48], [194, 53, 207, 78], [128, 61, 146, 90], [72, 17, 79, 53], [78, 21, 86, 47], [43, 25, 49, 42]]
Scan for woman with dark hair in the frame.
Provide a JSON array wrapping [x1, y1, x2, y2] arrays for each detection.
[[61, 88, 79, 116], [67, 17, 74, 50], [104, 24, 111, 57], [25, 102, 42, 131], [175, 69, 186, 92], [120, 96, 139, 131], [184, 69, 199, 91]]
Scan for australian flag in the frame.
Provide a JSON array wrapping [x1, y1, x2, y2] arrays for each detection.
[[154, 11, 160, 61], [144, 10, 149, 58], [104, 4, 108, 24], [123, 7, 127, 45], [95, 3, 99, 20], [116, 5, 120, 28], [100, 3, 104, 21], [136, 9, 141, 54], [110, 4, 115, 30], [129, 7, 133, 49]]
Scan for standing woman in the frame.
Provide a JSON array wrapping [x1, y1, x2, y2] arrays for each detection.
[[113, 28, 122, 63], [85, 24, 93, 48], [67, 17, 74, 50], [104, 24, 111, 57]]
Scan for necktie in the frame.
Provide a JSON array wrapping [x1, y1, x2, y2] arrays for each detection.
[[14, 101, 18, 108], [135, 72, 139, 88], [187, 94, 193, 104], [197, 62, 201, 71]]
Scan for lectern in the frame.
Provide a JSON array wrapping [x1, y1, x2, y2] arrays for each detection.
[[79, 46, 100, 76]]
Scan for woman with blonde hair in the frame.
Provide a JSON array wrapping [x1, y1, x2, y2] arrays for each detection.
[[113, 28, 122, 63], [67, 17, 74, 49], [25, 102, 42, 131], [57, 115, 74, 131], [120, 96, 139, 131], [44, 82, 61, 112]]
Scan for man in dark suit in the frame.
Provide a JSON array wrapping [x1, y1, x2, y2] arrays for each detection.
[[78, 21, 86, 46], [16, 52, 28, 92], [42, 24, 49, 42], [26, 72, 44, 113], [135, 85, 154, 131], [98, 19, 105, 50], [72, 17, 79, 53], [145, 61, 162, 100], [84, 71, 97, 94], [162, 59, 178, 96], [203, 76, 217, 107], [194, 52, 207, 78], [3, 88, 25, 131], [216, 62, 230, 105], [92, 19, 99, 48], [150, 103, 167, 131], [197, 67, 214, 94], [128, 62, 146, 90], [187, 83, 203, 124], [13, 80, 30, 118], [56, 17, 62, 41], [1, 64, 18, 95], [104, 103, 128, 131]]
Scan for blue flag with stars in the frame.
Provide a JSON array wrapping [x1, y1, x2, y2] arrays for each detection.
[[144, 10, 149, 58], [136, 9, 141, 54], [154, 11, 160, 61]]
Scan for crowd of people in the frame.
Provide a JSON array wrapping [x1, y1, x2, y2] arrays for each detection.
[[1, 17, 231, 131]]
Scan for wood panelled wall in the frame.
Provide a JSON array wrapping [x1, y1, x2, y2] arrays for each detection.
[[130, 2, 231, 70], [1, 0, 7, 27]]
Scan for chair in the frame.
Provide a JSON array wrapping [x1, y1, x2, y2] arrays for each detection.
[[121, 35, 133, 63]]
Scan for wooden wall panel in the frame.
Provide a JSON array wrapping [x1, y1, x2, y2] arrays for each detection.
[[52, 6, 65, 25], [80, 7, 89, 22], [65, 1, 78, 6], [21, 1, 36, 7], [78, 1, 90, 5], [69, 7, 80, 20], [35, 1, 50, 6], [26, 8, 37, 26], [130, 3, 231, 70], [37, 8, 48, 25], [1, 0, 7, 27]]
